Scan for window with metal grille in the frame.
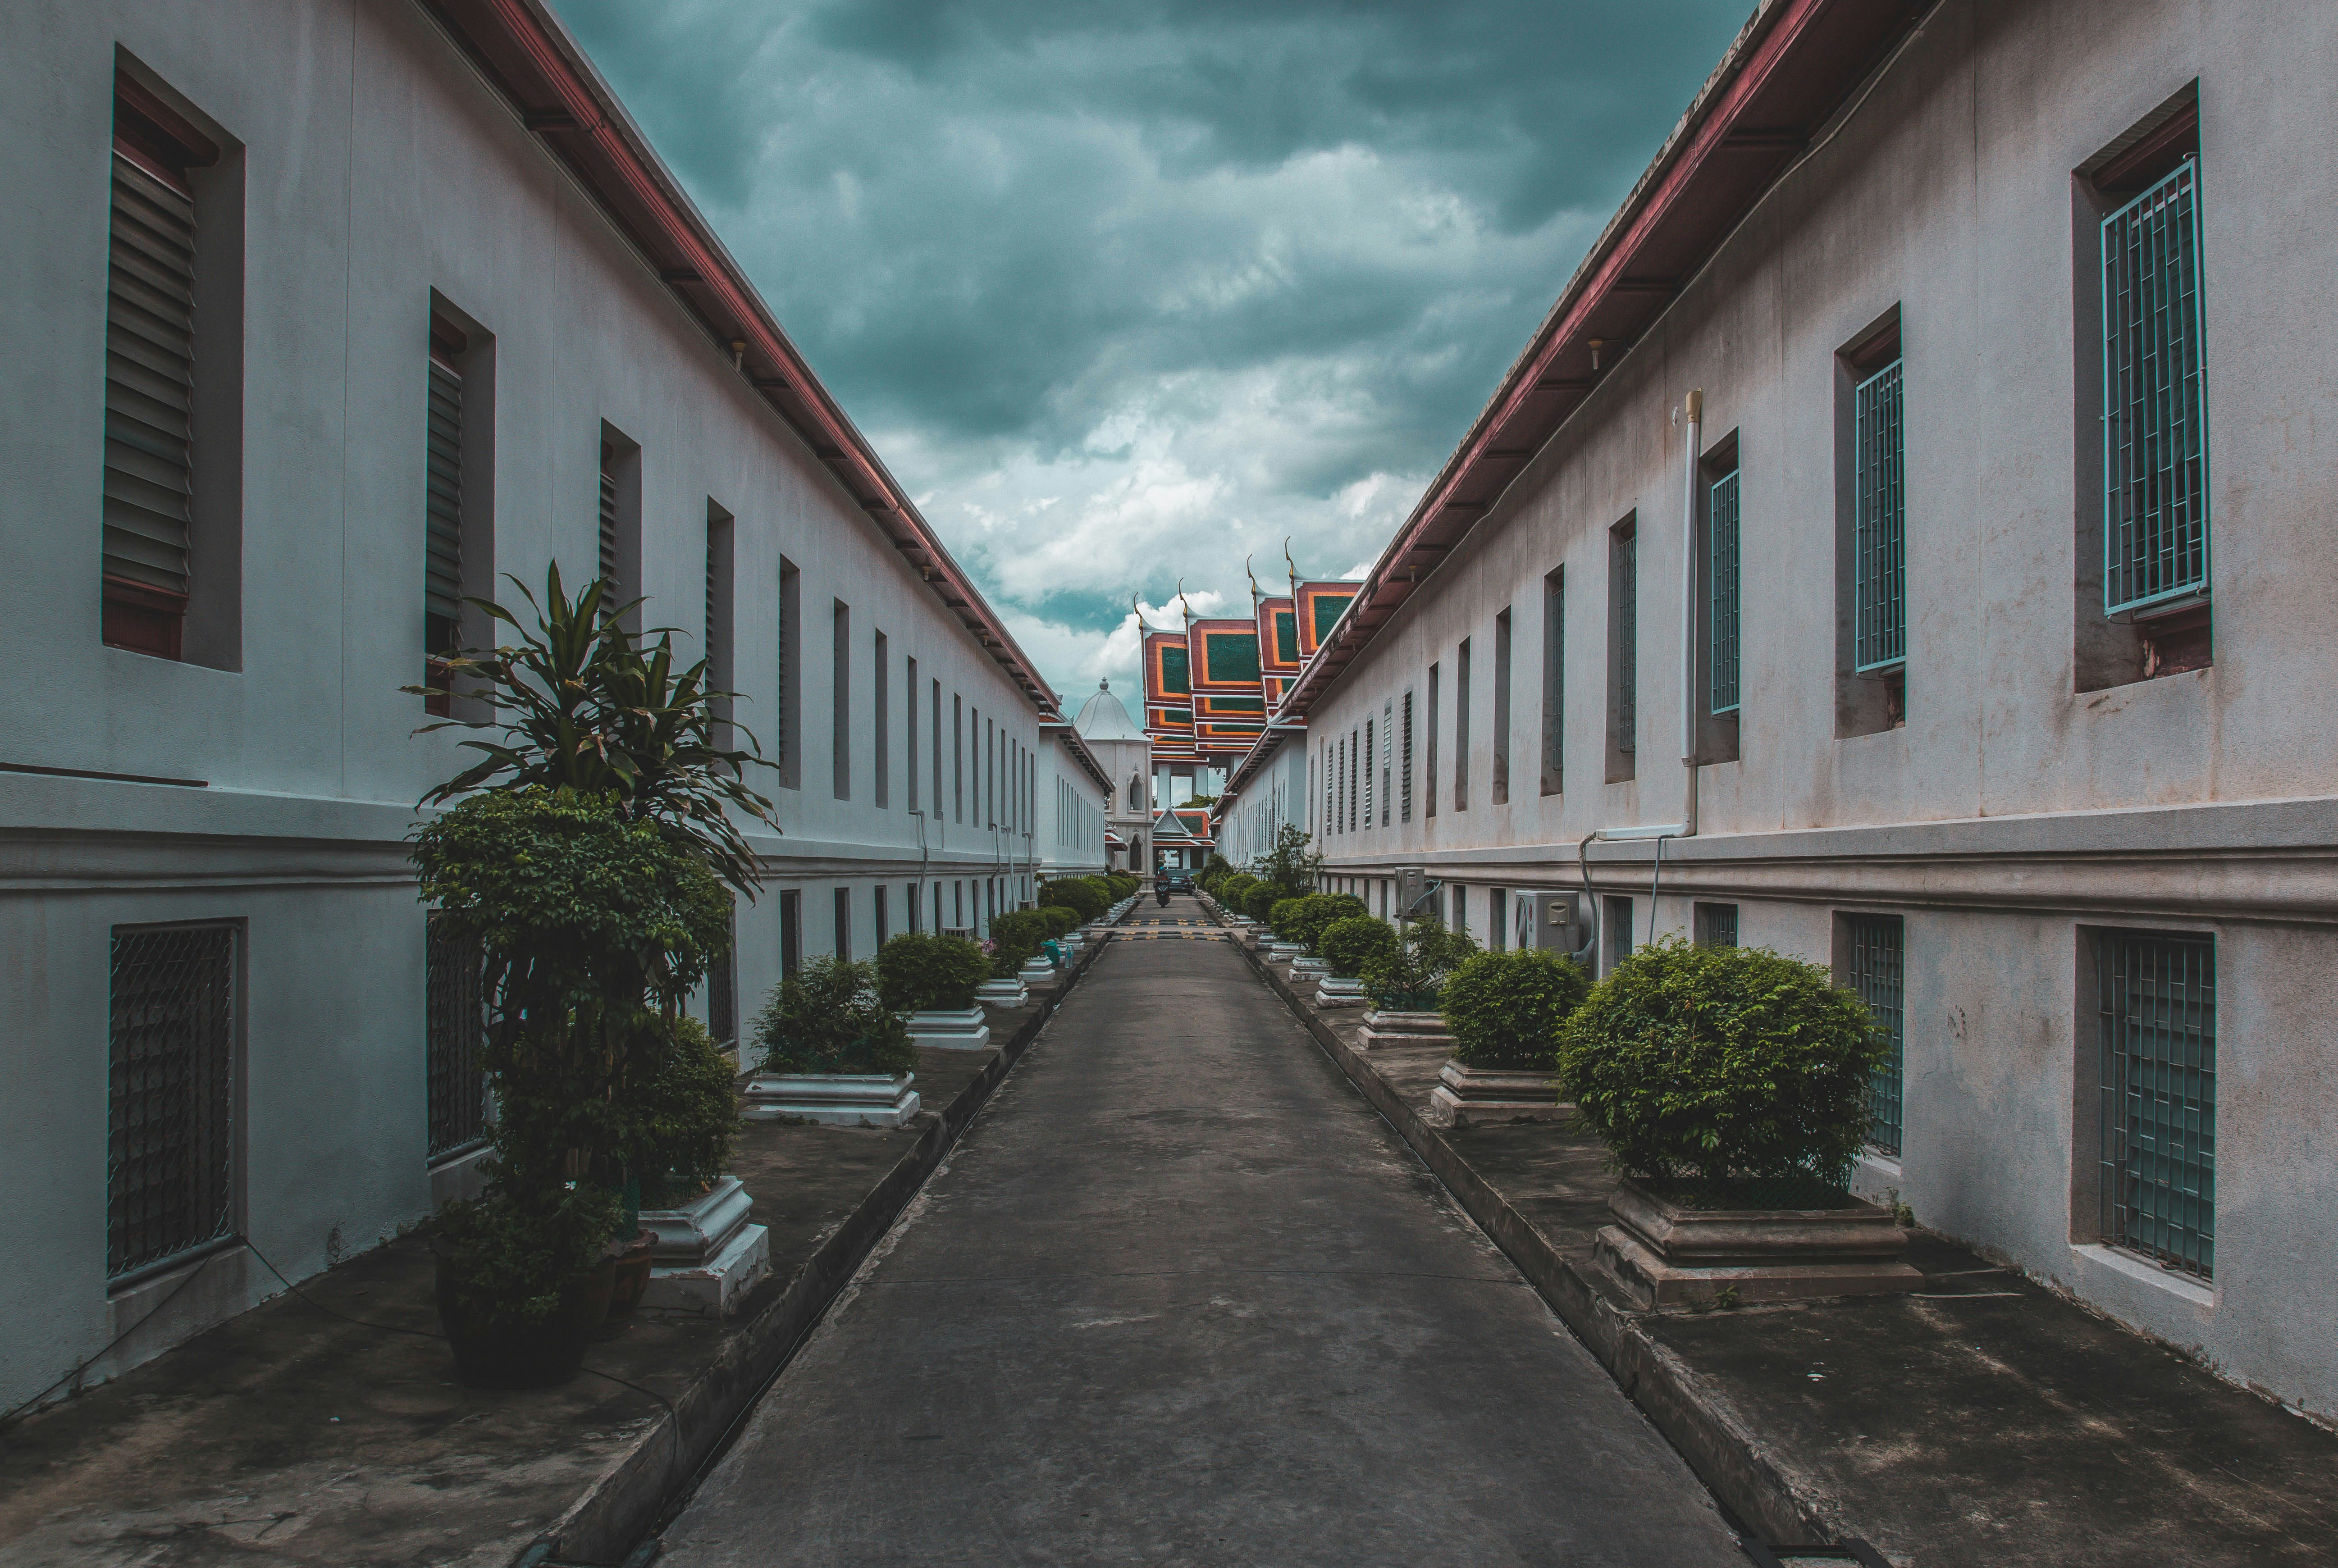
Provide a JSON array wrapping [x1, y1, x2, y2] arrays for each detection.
[[425, 919, 487, 1160], [2102, 160, 2209, 617], [834, 886, 852, 961], [873, 630, 890, 808], [1363, 720, 1374, 828], [102, 146, 198, 659], [109, 925, 236, 1281], [1695, 903, 1738, 949], [2096, 930, 2214, 1278], [776, 559, 801, 787], [1541, 569, 1563, 796], [1400, 690, 1414, 823], [1602, 895, 1632, 975], [1854, 361, 1907, 670], [705, 503, 735, 749], [780, 889, 802, 977], [1709, 469, 1741, 714], [709, 899, 738, 1046], [1845, 914, 1904, 1157]]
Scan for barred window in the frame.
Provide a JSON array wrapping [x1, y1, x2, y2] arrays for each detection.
[[709, 898, 738, 1046], [2102, 160, 2209, 616], [1362, 720, 1374, 828], [109, 925, 236, 1281], [426, 919, 487, 1160], [1695, 903, 1738, 949], [1381, 700, 1393, 827], [423, 323, 466, 715], [1845, 915, 1904, 1157], [2097, 931, 2215, 1278], [1854, 361, 1907, 670]]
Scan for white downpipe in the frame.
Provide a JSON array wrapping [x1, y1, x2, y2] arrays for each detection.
[[1579, 387, 1705, 964]]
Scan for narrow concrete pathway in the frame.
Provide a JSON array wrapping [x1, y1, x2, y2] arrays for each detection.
[[662, 898, 1743, 1567]]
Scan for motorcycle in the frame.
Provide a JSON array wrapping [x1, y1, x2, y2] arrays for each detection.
[[1154, 883, 1171, 907]]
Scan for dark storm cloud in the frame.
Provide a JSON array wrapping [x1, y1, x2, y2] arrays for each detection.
[[550, 0, 1750, 694]]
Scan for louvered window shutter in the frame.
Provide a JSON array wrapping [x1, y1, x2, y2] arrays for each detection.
[[598, 446, 621, 616], [424, 356, 464, 638], [102, 152, 196, 656]]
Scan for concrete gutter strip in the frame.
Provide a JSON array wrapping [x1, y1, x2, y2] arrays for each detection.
[[1225, 923, 1821, 1545], [546, 932, 1114, 1564]]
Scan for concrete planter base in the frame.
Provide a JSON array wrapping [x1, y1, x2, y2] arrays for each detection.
[[1593, 1177, 1921, 1311], [742, 1071, 921, 1128], [975, 977, 1029, 1008], [1265, 943, 1306, 962], [908, 1007, 993, 1051], [1425, 1061, 1568, 1128], [639, 1176, 772, 1316], [1356, 1009, 1455, 1052], [1312, 975, 1367, 1008], [1288, 957, 1329, 980], [1017, 959, 1055, 984]]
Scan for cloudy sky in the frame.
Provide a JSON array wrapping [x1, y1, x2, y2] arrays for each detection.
[[552, 0, 1753, 703]]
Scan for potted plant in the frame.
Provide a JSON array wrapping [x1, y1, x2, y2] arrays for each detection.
[[1314, 916, 1398, 1007], [1555, 938, 1916, 1308], [413, 786, 735, 1381], [877, 931, 994, 1049], [1428, 947, 1588, 1127], [1357, 917, 1476, 1050], [1039, 877, 1107, 925], [1285, 893, 1365, 977], [410, 565, 779, 1377], [743, 956, 920, 1127]]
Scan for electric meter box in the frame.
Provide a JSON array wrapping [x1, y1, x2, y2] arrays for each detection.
[[1512, 890, 1587, 954]]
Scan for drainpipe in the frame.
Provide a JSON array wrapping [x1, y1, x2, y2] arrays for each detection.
[[1577, 387, 1704, 966]]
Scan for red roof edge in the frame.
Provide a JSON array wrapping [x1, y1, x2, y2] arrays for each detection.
[[1279, 0, 1929, 719], [424, 0, 1061, 716]]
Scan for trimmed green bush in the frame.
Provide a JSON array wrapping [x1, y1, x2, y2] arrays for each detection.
[[876, 931, 991, 1013], [1440, 947, 1590, 1071], [754, 955, 915, 1076], [1320, 916, 1400, 979], [987, 909, 1052, 976], [1219, 873, 1257, 910], [1288, 893, 1368, 953], [635, 1014, 740, 1208], [1267, 896, 1310, 939], [1555, 937, 1883, 1186], [1037, 903, 1080, 936], [1361, 918, 1478, 1011], [1244, 882, 1292, 924], [1040, 877, 1106, 922]]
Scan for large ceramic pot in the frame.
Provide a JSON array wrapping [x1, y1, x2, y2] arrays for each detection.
[[433, 1242, 619, 1388], [602, 1228, 661, 1326]]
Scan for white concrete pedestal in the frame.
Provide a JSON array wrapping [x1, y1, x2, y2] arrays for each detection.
[[909, 1007, 993, 1051], [639, 1176, 771, 1316], [742, 1071, 920, 1127], [1356, 1009, 1456, 1052], [1425, 1061, 1570, 1128], [975, 976, 1029, 1007], [1313, 975, 1368, 1008]]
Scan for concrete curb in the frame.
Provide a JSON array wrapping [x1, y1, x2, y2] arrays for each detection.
[[1227, 927, 1821, 1545], [545, 938, 1109, 1564]]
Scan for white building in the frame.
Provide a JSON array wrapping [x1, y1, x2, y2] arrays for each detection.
[[1070, 680, 1153, 875], [1215, 726, 1308, 873], [2, 0, 1069, 1412], [1037, 717, 1112, 880], [1270, 0, 2338, 1418]]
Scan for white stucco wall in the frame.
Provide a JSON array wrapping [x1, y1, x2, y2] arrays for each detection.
[[1293, 0, 2338, 1416], [1, 0, 1053, 1410]]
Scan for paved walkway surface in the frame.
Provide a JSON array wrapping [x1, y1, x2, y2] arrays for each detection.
[[662, 898, 1742, 1567]]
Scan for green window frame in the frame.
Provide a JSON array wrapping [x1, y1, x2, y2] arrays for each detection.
[[2096, 930, 2215, 1278], [1709, 469, 1740, 715], [2102, 158, 2209, 617], [1854, 360, 1906, 670], [1846, 914, 1904, 1157]]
